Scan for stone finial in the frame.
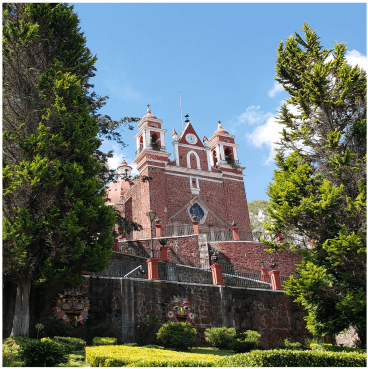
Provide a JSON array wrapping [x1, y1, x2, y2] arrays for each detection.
[[185, 114, 190, 123], [172, 128, 177, 136], [147, 104, 151, 114]]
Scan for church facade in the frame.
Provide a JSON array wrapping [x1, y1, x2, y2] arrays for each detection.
[[106, 107, 253, 240]]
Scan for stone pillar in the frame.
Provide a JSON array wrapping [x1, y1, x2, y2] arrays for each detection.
[[146, 258, 159, 280], [231, 227, 240, 240], [269, 270, 282, 290], [192, 221, 200, 234], [155, 224, 162, 238], [160, 246, 168, 262], [261, 268, 269, 282], [211, 263, 225, 286]]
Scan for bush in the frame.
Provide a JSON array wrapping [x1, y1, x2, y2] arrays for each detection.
[[276, 338, 303, 350], [216, 349, 367, 367], [18, 339, 68, 367], [53, 337, 86, 352], [92, 337, 118, 346], [229, 330, 261, 353], [310, 343, 366, 353], [204, 327, 236, 349], [156, 322, 196, 350]]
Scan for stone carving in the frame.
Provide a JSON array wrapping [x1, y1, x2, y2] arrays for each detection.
[[164, 295, 198, 323], [52, 287, 90, 326]]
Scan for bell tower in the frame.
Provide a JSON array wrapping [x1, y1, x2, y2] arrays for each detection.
[[208, 120, 242, 170], [133, 106, 171, 229]]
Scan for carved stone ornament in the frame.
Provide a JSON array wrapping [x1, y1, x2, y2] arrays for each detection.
[[164, 295, 198, 323], [52, 287, 90, 326]]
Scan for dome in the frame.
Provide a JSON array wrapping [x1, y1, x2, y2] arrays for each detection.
[[142, 106, 157, 119], [214, 120, 229, 135]]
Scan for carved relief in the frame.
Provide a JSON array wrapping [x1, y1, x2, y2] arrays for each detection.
[[164, 295, 198, 323], [52, 287, 90, 326]]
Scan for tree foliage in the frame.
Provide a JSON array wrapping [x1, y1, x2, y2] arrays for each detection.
[[264, 23, 366, 344], [248, 200, 272, 240], [2, 3, 134, 336]]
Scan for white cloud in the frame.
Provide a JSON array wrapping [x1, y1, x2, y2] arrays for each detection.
[[237, 106, 273, 126], [268, 81, 284, 98], [346, 49, 367, 71], [245, 114, 282, 165]]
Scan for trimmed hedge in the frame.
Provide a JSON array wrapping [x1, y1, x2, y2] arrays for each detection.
[[85, 345, 218, 367], [92, 337, 117, 346], [204, 327, 236, 349], [216, 349, 367, 367], [310, 343, 366, 353]]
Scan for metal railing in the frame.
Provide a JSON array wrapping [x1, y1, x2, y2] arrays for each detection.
[[159, 263, 213, 285], [135, 145, 167, 155], [90, 261, 148, 279], [204, 230, 233, 242], [219, 262, 272, 289]]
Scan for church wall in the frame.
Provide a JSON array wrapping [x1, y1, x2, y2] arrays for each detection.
[[177, 146, 209, 171], [165, 173, 195, 225], [222, 177, 253, 234], [211, 241, 302, 278]]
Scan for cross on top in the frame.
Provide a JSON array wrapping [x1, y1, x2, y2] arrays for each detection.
[[147, 104, 151, 109], [217, 120, 221, 125]]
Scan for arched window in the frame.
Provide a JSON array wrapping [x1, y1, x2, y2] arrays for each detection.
[[212, 150, 218, 166], [151, 133, 160, 150], [224, 147, 233, 164]]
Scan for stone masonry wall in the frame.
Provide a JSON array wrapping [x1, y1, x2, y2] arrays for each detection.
[[26, 276, 311, 348]]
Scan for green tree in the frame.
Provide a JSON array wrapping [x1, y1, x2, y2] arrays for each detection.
[[264, 23, 366, 345], [2, 3, 123, 337], [248, 200, 271, 239]]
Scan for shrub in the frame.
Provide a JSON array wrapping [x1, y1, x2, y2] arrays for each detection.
[[135, 314, 161, 346], [53, 337, 86, 352], [204, 327, 236, 349], [85, 345, 218, 367], [216, 349, 367, 367], [92, 337, 118, 346], [276, 338, 303, 350], [18, 339, 68, 367], [156, 322, 196, 350], [229, 330, 261, 353], [310, 343, 366, 353]]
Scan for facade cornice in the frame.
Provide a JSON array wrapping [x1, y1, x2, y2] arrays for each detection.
[[175, 143, 209, 151], [208, 132, 236, 141], [133, 149, 171, 164], [137, 117, 163, 128], [134, 126, 167, 139], [165, 164, 222, 179]]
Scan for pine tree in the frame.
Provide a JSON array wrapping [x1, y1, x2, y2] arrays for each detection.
[[264, 23, 366, 344], [2, 3, 118, 336]]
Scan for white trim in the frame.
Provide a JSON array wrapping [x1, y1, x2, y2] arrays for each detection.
[[187, 150, 201, 170], [206, 149, 212, 172], [208, 132, 236, 141], [166, 171, 223, 184], [209, 142, 239, 150], [134, 149, 171, 164], [137, 116, 163, 128], [137, 163, 168, 173], [134, 126, 168, 139], [165, 165, 223, 179], [176, 143, 207, 151]]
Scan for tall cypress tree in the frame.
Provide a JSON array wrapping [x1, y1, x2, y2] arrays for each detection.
[[264, 23, 366, 344], [3, 3, 117, 336]]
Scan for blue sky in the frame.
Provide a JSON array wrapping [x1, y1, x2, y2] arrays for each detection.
[[72, 1, 367, 202]]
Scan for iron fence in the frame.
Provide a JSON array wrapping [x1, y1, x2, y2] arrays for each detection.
[[204, 230, 233, 242], [219, 262, 272, 289], [90, 261, 148, 279], [159, 263, 213, 285], [135, 145, 167, 156]]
